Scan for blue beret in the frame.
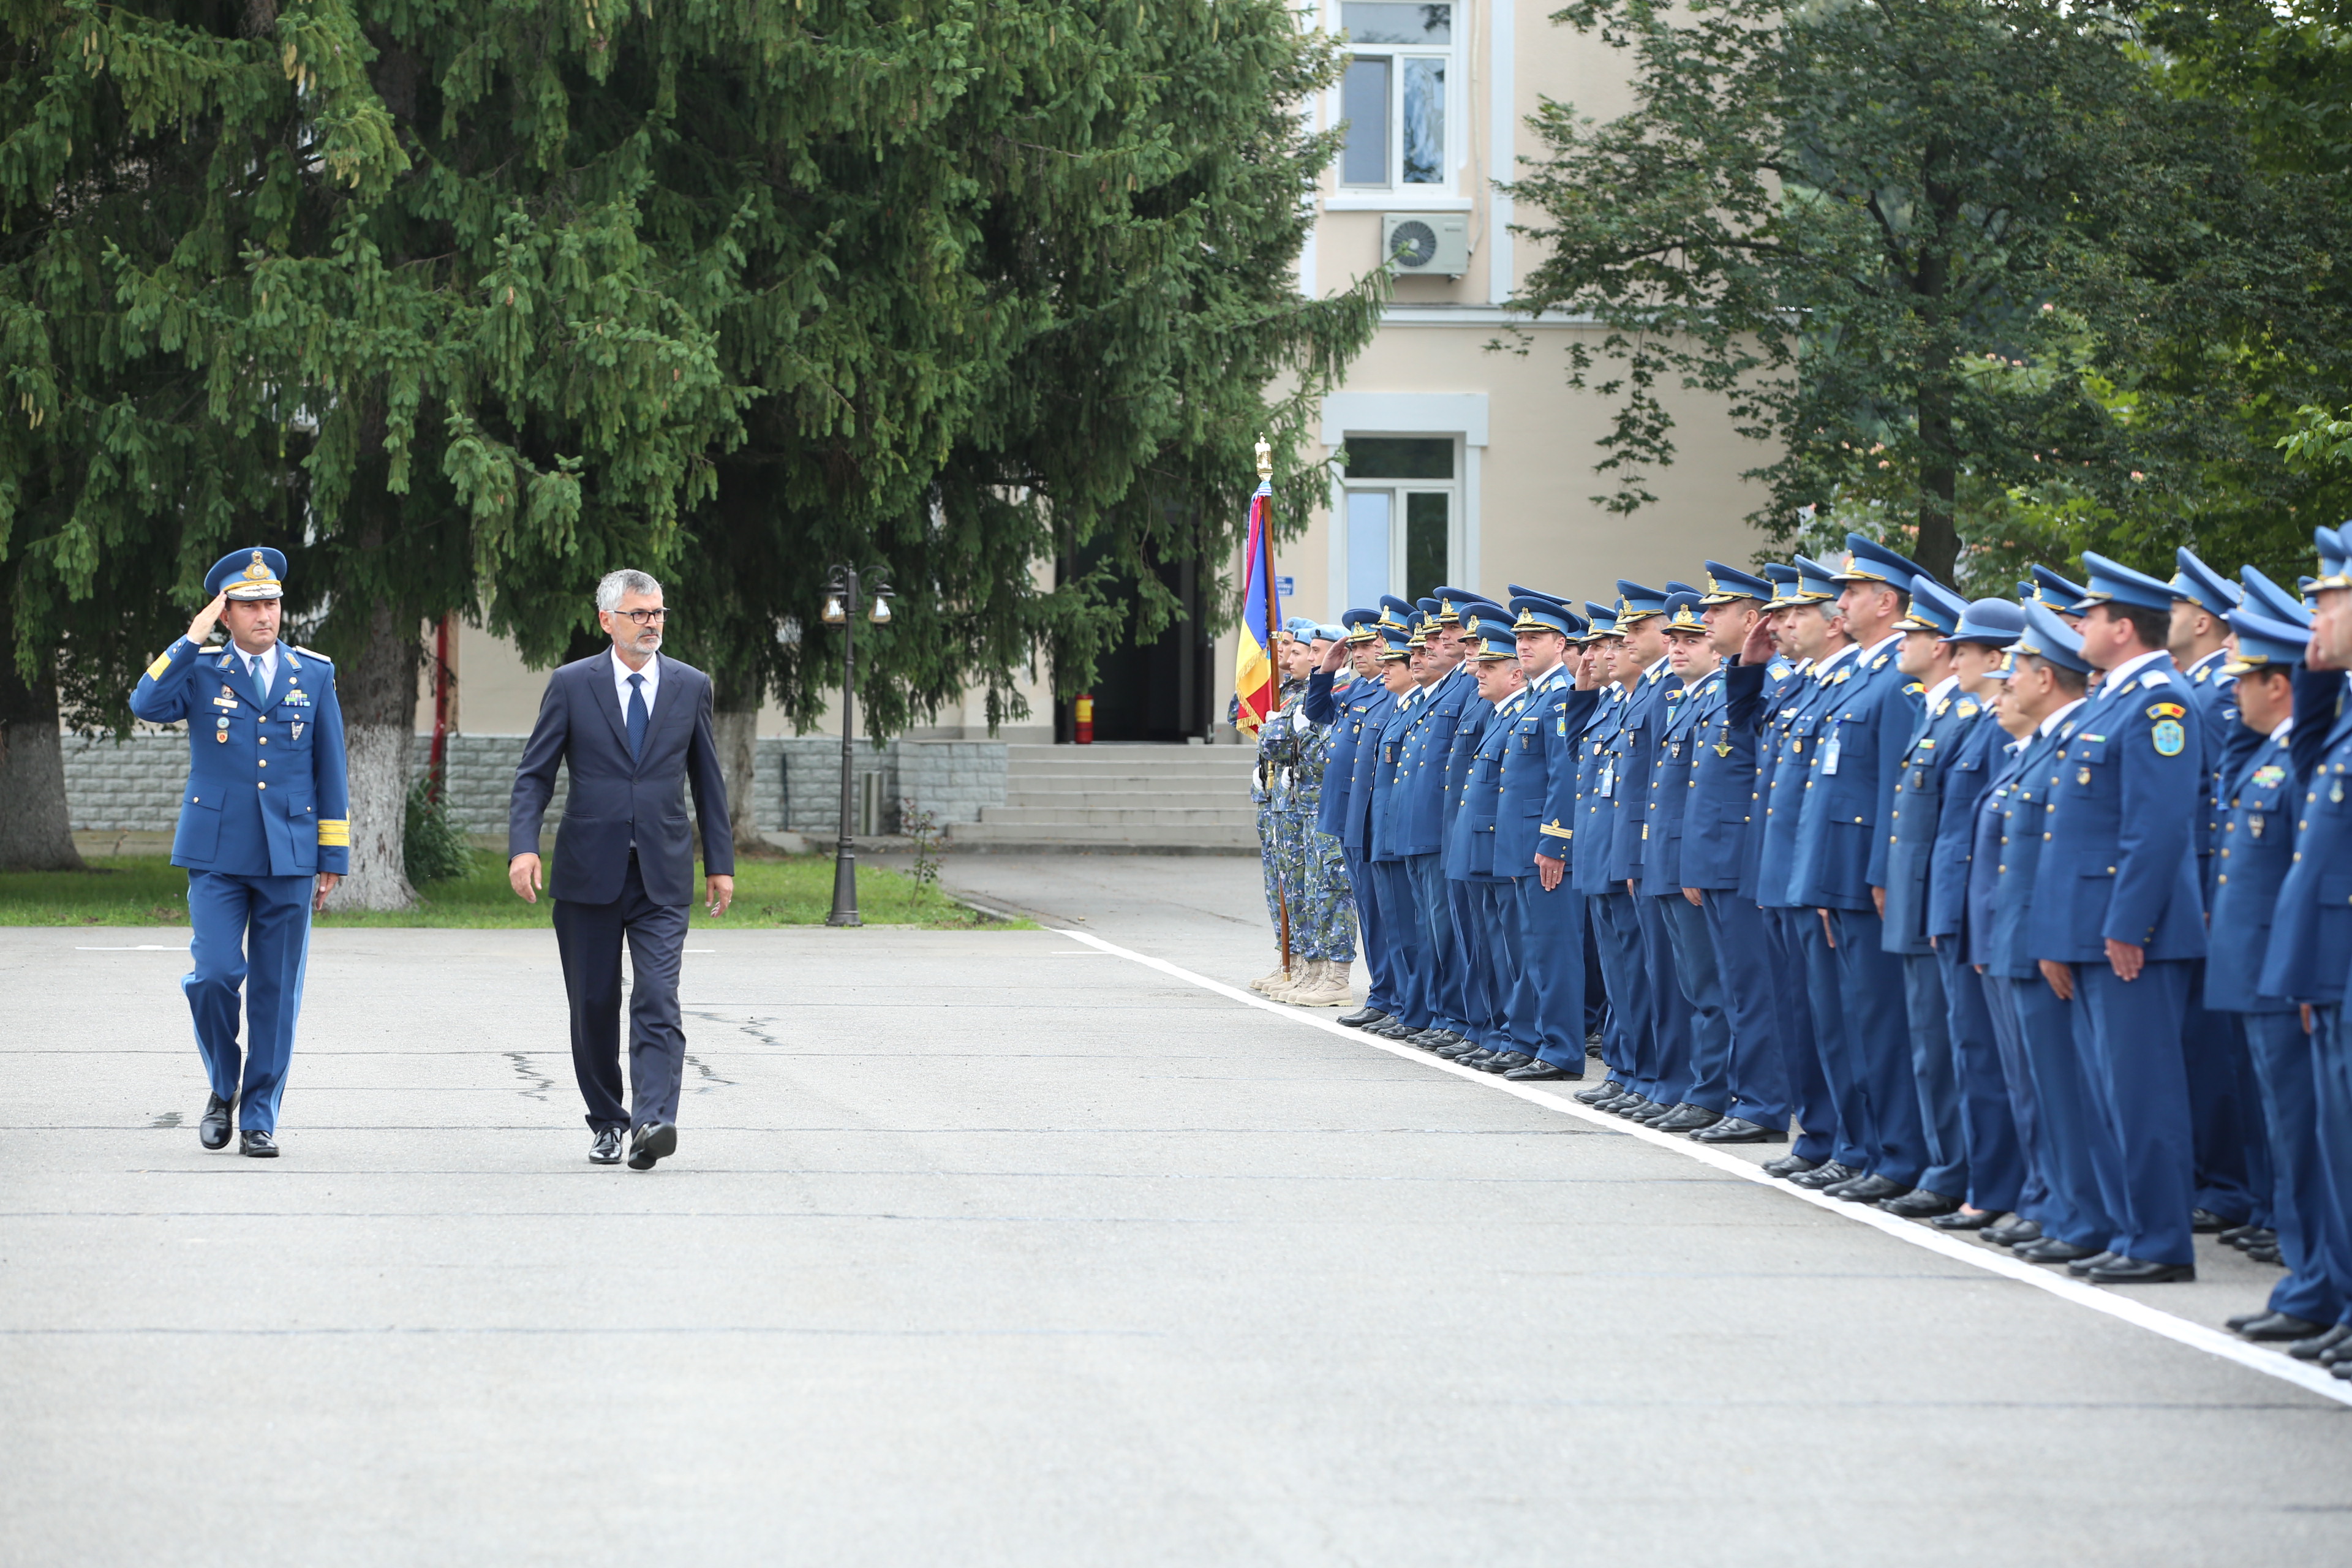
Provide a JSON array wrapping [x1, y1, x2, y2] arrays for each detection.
[[1283, 615, 1321, 638], [205, 546, 287, 601], [1509, 595, 1574, 638], [1614, 579, 1668, 622], [1895, 577, 1967, 635], [2224, 608, 2310, 676], [2238, 566, 2312, 628], [1792, 556, 1843, 601], [1942, 597, 2024, 646], [1700, 562, 1772, 604], [1660, 591, 1708, 633], [2070, 551, 2177, 614], [1316, 623, 1348, 643], [2013, 599, 2094, 675], [1830, 533, 1926, 594], [2169, 548, 2241, 617]]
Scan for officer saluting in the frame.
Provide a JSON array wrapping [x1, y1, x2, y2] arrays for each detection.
[[130, 548, 350, 1157]]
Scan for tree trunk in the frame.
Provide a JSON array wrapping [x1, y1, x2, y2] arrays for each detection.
[[326, 597, 420, 911], [1913, 160, 1963, 587], [0, 630, 85, 871], [712, 665, 762, 853]]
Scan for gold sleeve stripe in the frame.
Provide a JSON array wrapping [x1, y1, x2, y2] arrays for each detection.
[[146, 651, 173, 680], [1539, 822, 1573, 839], [316, 820, 351, 848]]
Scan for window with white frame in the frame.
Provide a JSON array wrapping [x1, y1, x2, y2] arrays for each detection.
[[1340, 436, 1458, 606], [1337, 4, 1457, 190]]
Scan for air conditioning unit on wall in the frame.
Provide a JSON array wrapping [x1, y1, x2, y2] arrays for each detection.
[[1382, 213, 1469, 277]]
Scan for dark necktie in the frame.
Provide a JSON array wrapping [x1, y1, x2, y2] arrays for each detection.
[[626, 672, 648, 760]]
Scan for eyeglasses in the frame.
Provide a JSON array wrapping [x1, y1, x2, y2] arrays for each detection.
[[616, 608, 671, 625]]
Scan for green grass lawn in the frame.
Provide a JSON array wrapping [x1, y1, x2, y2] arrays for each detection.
[[0, 853, 1025, 930]]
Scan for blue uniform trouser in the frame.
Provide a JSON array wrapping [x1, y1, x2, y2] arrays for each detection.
[[1447, 877, 1494, 1047], [1472, 880, 1518, 1051], [1344, 847, 1396, 1016], [1795, 909, 1875, 1171], [2073, 959, 2196, 1266], [1634, 892, 1694, 1107], [1765, 905, 1837, 1161], [1407, 853, 1467, 1033], [1660, 892, 1732, 1112], [1370, 858, 1429, 1028], [1996, 973, 2120, 1250], [2184, 970, 2266, 1226], [1585, 922, 1610, 1041], [1704, 891, 1790, 1129], [183, 869, 314, 1135], [1939, 942, 2024, 1215], [1510, 874, 1587, 1069], [1901, 952, 1970, 1200], [2311, 1007, 2352, 1326], [2241, 1009, 2350, 1325], [1588, 891, 1650, 1088], [1821, 908, 1926, 1186], [1979, 971, 2059, 1231]]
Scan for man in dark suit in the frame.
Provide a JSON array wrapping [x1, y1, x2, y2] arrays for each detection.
[[508, 568, 735, 1170]]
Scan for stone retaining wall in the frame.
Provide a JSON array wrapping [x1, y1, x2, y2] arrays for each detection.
[[63, 733, 1007, 838]]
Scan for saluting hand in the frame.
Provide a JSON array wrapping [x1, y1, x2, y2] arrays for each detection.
[[185, 590, 228, 646], [1740, 616, 1776, 667]]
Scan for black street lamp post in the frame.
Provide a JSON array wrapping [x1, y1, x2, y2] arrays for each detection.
[[820, 564, 894, 927]]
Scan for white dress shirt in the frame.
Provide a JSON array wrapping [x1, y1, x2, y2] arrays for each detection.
[[233, 640, 280, 697], [611, 648, 661, 725]]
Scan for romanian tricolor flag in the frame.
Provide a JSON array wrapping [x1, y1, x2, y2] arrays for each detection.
[[1233, 477, 1283, 734]]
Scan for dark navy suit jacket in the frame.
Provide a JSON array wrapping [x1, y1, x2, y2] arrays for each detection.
[[509, 653, 736, 907]]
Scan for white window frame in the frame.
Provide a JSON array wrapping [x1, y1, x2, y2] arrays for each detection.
[[1321, 393, 1487, 619], [1329, 1, 1466, 199]]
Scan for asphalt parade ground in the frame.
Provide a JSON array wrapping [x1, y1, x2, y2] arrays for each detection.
[[7, 854, 2351, 1564]]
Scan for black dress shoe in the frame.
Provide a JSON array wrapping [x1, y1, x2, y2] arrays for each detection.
[[2247, 1244, 2284, 1265], [1931, 1207, 2008, 1231], [1592, 1090, 1641, 1114], [2190, 1208, 2231, 1234], [2217, 1223, 2261, 1247], [590, 1128, 624, 1165], [1366, 1019, 1415, 1040], [1406, 1027, 1453, 1049], [238, 1129, 278, 1158], [1336, 1007, 1389, 1029], [2236, 1312, 2329, 1341], [2087, 1256, 2195, 1284], [1830, 1174, 1912, 1204], [2223, 1226, 2278, 1251], [1434, 1039, 1481, 1059], [1787, 1161, 1861, 1191], [1619, 1098, 1665, 1121], [2015, 1237, 2102, 1264], [1483, 1052, 1536, 1074], [627, 1121, 677, 1170], [2322, 1338, 2352, 1367], [199, 1093, 234, 1152], [1762, 1153, 1820, 1180], [1454, 1049, 1499, 1069], [2288, 1324, 2352, 1361], [1575, 1079, 1624, 1105], [1689, 1116, 1787, 1144], [2334, 1359, 2352, 1381], [1503, 1060, 1580, 1082], [1880, 1189, 1962, 1218], [2065, 1250, 2122, 1276], [1981, 1218, 2042, 1248], [1651, 1104, 1723, 1133]]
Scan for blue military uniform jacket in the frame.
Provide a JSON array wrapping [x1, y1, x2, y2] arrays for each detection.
[[1966, 722, 2067, 977], [1881, 679, 1988, 955], [2207, 722, 2297, 1014], [1447, 690, 1527, 881], [2180, 647, 2235, 892], [130, 636, 350, 877], [1305, 670, 1382, 841], [1789, 633, 1922, 913], [1571, 683, 1629, 896], [1369, 686, 1421, 862], [1681, 658, 1762, 893], [2257, 668, 2352, 1005], [1605, 658, 1676, 885], [1337, 685, 1397, 855], [1756, 646, 1856, 910], [1724, 654, 1801, 902], [1925, 709, 2003, 943], [2024, 656, 2208, 963], [1393, 665, 1476, 856], [1640, 665, 1718, 894], [1496, 665, 1593, 878]]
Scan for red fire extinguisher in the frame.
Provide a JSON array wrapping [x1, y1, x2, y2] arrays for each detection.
[[1074, 693, 1095, 745]]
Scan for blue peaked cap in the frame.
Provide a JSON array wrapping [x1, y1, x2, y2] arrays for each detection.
[[2224, 608, 2309, 674], [2013, 599, 2094, 675], [2069, 551, 2177, 614], [1830, 533, 1926, 594], [1942, 598, 2024, 646], [1792, 556, 1842, 601], [1509, 595, 1575, 637], [2027, 565, 2087, 608], [2315, 525, 2352, 591], [1581, 601, 1621, 641], [1661, 591, 1708, 634], [2170, 548, 2241, 617], [205, 546, 287, 601], [2238, 566, 2312, 628], [1700, 562, 1772, 604], [1895, 577, 1967, 635], [1340, 606, 1382, 643], [1614, 580, 1668, 622]]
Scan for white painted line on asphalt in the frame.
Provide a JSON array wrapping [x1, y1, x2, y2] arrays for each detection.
[[1051, 925, 2352, 1409], [75, 945, 186, 952]]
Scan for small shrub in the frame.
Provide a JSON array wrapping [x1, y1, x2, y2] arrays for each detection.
[[404, 779, 475, 886]]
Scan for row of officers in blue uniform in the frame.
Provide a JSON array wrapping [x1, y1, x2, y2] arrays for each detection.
[[1245, 526, 2352, 1373]]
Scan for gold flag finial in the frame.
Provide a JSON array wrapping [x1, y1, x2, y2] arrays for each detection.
[[1254, 434, 1273, 479]]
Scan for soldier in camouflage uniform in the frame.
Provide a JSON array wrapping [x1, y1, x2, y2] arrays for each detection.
[[1251, 622, 1355, 1005], [1250, 625, 1314, 993]]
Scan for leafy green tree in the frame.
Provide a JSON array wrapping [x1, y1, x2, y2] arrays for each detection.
[[1502, 0, 2335, 587]]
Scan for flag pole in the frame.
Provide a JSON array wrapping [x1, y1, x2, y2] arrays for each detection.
[[1256, 435, 1294, 979]]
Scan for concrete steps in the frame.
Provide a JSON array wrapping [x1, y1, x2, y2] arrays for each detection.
[[951, 742, 1262, 852]]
